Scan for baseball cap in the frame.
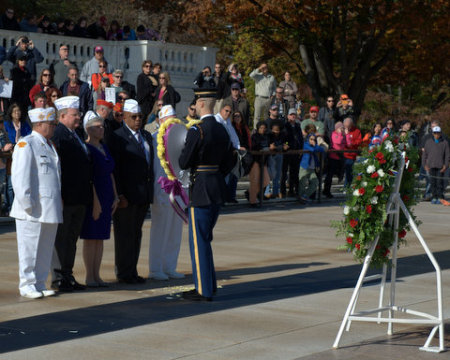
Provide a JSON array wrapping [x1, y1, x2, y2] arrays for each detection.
[[95, 46, 104, 53], [270, 104, 278, 110], [432, 126, 441, 133], [288, 108, 297, 115], [310, 106, 319, 112], [231, 83, 240, 90]]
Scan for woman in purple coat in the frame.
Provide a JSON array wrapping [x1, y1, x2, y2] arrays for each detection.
[[80, 116, 119, 287]]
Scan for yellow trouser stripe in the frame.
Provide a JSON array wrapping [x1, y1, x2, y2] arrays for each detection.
[[190, 207, 202, 295]]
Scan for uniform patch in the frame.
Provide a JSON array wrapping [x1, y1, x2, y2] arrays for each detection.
[[17, 142, 27, 148]]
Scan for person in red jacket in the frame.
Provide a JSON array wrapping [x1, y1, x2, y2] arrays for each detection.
[[343, 117, 362, 187]]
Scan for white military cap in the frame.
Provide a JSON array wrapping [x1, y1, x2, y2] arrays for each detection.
[[83, 110, 97, 129], [159, 105, 176, 119], [123, 99, 141, 114], [54, 96, 80, 111], [28, 107, 56, 123]]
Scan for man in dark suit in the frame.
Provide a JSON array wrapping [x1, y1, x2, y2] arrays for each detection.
[[51, 96, 93, 292], [107, 99, 154, 284], [179, 88, 235, 301]]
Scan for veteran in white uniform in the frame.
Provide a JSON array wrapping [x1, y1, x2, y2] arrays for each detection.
[[10, 107, 63, 299], [149, 105, 185, 281]]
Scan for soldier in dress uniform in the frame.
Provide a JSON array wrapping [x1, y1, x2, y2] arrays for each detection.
[[10, 107, 62, 299], [179, 88, 236, 301]]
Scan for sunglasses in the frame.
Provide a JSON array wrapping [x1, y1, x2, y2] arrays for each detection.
[[159, 77, 165, 79], [114, 75, 122, 78], [144, 65, 151, 68], [42, 73, 51, 77], [99, 65, 106, 68], [327, 100, 334, 102], [131, 114, 142, 120], [231, 88, 239, 91], [51, 94, 58, 98], [115, 112, 123, 117], [233, 114, 241, 118]]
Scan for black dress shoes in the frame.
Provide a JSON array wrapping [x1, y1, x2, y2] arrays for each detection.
[[182, 289, 212, 302], [135, 275, 146, 284], [51, 278, 73, 292], [69, 276, 86, 290], [118, 275, 146, 284]]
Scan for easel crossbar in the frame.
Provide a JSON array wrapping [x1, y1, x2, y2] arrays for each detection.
[[348, 316, 441, 325]]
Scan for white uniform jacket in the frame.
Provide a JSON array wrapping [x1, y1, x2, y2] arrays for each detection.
[[10, 131, 63, 224]]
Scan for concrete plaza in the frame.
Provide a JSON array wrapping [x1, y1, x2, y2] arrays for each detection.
[[0, 201, 448, 359]]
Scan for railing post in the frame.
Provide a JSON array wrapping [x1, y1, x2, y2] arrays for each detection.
[[259, 153, 265, 206], [318, 151, 323, 203]]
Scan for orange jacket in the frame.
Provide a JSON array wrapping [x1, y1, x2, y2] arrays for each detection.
[[91, 73, 113, 92]]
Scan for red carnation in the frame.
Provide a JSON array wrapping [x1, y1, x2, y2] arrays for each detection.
[[398, 229, 407, 238], [378, 159, 387, 165], [393, 138, 399, 144], [371, 172, 379, 178], [356, 175, 362, 181], [383, 248, 390, 257], [346, 237, 353, 244], [366, 204, 372, 214], [402, 195, 410, 202], [375, 152, 384, 160], [355, 243, 361, 250], [349, 219, 358, 228], [375, 185, 384, 193], [405, 156, 409, 162], [358, 187, 365, 195], [408, 167, 414, 173]]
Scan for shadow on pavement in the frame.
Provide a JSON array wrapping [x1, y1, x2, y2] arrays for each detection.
[[0, 250, 449, 353]]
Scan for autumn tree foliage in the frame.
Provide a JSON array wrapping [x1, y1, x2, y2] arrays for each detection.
[[181, 0, 449, 118]]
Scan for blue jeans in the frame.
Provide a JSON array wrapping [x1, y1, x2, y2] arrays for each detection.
[[225, 173, 238, 202], [271, 154, 283, 196], [2, 173, 13, 213], [344, 158, 355, 188]]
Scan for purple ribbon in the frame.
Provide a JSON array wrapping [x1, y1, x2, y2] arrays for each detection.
[[158, 176, 189, 223]]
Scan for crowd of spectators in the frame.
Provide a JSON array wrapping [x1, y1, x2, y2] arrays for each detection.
[[0, 8, 448, 216], [192, 61, 449, 207], [0, 8, 164, 42]]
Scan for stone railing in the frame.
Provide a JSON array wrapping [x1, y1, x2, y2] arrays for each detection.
[[0, 30, 217, 115]]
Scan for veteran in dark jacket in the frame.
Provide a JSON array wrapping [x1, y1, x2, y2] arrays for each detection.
[[107, 99, 154, 284]]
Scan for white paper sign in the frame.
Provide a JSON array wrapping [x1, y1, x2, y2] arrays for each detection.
[[0, 80, 13, 98], [105, 87, 116, 104]]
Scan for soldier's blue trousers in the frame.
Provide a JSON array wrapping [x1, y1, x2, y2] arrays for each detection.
[[188, 204, 220, 297]]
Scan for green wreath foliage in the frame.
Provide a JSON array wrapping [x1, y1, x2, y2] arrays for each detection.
[[333, 135, 421, 268]]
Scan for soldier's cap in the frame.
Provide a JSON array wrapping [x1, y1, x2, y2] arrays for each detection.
[[54, 96, 80, 111], [123, 99, 141, 114], [28, 107, 56, 123], [193, 87, 217, 100], [159, 105, 176, 119], [96, 99, 114, 109]]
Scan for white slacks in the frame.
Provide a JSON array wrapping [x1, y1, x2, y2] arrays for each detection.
[[16, 219, 58, 295], [149, 204, 183, 274]]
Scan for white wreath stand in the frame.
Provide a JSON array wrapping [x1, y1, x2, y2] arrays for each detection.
[[333, 154, 446, 353]]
